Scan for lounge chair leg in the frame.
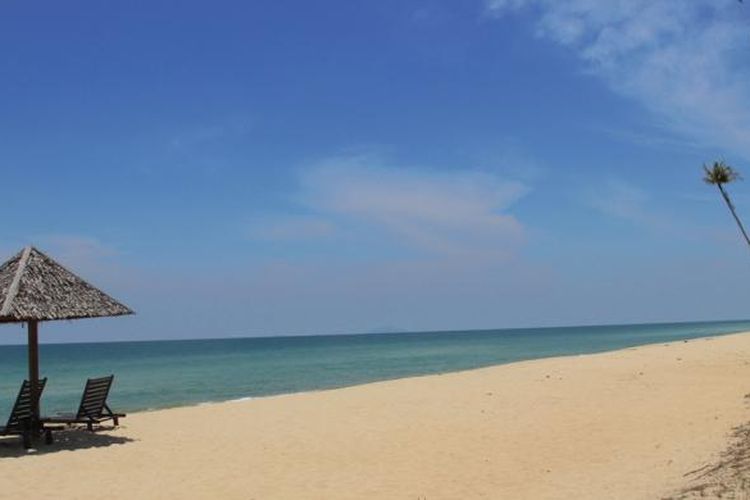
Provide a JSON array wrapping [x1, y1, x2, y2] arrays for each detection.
[[22, 431, 31, 449], [87, 422, 93, 432], [44, 429, 54, 445], [113, 416, 119, 426]]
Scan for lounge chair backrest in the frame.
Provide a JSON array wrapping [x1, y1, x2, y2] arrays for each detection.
[[5, 378, 47, 430], [76, 375, 114, 420]]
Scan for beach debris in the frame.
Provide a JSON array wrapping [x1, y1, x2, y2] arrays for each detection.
[[666, 421, 750, 498]]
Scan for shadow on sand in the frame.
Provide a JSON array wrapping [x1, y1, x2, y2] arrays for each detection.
[[0, 427, 134, 458]]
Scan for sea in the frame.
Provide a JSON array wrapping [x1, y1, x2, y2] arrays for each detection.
[[1, 320, 749, 418]]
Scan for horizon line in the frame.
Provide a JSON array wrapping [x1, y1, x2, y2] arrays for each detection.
[[0, 317, 748, 347]]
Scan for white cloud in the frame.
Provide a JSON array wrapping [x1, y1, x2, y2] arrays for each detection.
[[294, 155, 528, 257], [486, 0, 750, 160]]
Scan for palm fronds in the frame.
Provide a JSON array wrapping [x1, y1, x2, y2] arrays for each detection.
[[703, 160, 750, 250], [703, 160, 741, 185]]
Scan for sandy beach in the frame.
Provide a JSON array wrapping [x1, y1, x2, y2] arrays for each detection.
[[2, 332, 750, 499]]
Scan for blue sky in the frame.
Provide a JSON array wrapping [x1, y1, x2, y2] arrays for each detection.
[[1, 0, 750, 343]]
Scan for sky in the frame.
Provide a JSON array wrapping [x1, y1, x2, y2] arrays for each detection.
[[1, 0, 750, 343]]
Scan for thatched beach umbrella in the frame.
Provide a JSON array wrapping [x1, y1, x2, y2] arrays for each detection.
[[0, 246, 133, 427]]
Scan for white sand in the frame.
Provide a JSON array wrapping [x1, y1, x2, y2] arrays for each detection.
[[2, 332, 750, 499]]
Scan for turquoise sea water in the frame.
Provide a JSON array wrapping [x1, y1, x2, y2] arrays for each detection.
[[0, 320, 749, 417]]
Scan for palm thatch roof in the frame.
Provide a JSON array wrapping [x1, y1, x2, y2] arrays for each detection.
[[0, 246, 133, 323]]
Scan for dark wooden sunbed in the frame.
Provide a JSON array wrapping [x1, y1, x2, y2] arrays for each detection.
[[43, 375, 126, 431], [0, 378, 47, 448]]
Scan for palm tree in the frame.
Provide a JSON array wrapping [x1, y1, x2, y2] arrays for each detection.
[[703, 160, 750, 249]]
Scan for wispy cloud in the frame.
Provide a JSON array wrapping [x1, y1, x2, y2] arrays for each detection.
[[33, 235, 133, 284], [168, 116, 254, 152], [248, 216, 335, 241], [0, 235, 119, 269], [252, 154, 530, 258], [39, 235, 118, 261], [486, 0, 750, 160], [582, 179, 722, 242], [585, 179, 652, 223], [302, 155, 528, 257]]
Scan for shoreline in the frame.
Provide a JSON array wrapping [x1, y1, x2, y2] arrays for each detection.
[[5, 320, 750, 419], [3, 329, 750, 498], [127, 328, 750, 415]]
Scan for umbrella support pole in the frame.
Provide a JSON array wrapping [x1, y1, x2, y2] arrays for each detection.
[[27, 320, 40, 434]]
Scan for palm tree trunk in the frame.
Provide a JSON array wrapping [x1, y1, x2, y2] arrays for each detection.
[[717, 183, 750, 249]]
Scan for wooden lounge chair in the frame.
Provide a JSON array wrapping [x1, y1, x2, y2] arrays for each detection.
[[0, 378, 47, 448], [43, 375, 125, 431]]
